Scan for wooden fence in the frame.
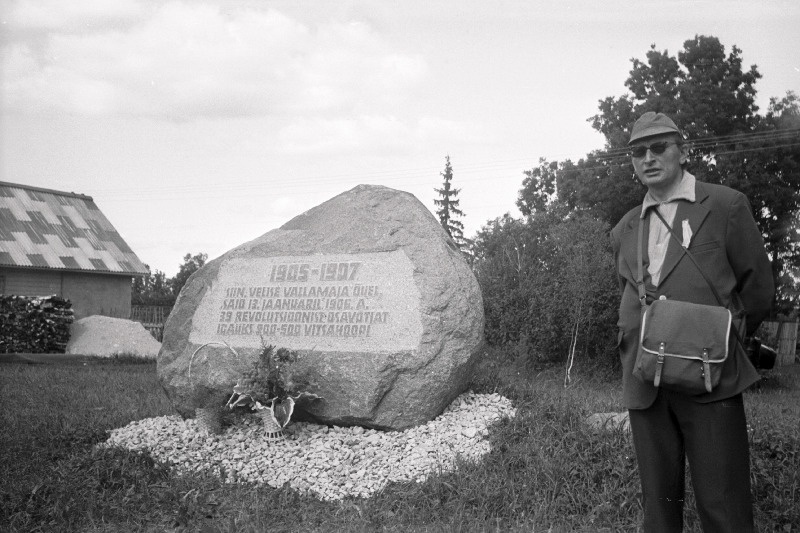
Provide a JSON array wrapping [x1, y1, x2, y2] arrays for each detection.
[[757, 319, 798, 366], [130, 305, 173, 342]]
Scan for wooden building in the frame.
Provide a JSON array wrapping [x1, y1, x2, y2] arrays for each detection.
[[0, 181, 148, 320]]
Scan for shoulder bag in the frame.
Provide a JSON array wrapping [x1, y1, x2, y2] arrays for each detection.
[[633, 208, 745, 395]]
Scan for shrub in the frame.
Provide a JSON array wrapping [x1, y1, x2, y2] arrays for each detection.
[[473, 207, 618, 367]]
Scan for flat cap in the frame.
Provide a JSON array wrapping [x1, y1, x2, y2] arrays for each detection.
[[628, 111, 682, 145]]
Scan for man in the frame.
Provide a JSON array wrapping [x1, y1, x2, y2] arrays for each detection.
[[610, 111, 774, 532]]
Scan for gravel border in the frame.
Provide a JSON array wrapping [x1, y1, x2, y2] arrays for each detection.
[[101, 391, 516, 501]]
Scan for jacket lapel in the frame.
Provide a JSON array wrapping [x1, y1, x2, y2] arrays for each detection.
[[657, 181, 710, 285], [619, 212, 649, 285]]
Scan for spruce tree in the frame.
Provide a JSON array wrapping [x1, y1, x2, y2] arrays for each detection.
[[434, 155, 467, 249]]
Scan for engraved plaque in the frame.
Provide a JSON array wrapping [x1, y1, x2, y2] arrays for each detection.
[[188, 250, 422, 351]]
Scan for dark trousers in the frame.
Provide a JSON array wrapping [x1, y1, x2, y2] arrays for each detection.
[[628, 390, 754, 532]]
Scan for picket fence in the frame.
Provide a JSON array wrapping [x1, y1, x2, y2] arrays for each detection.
[[130, 305, 173, 341]]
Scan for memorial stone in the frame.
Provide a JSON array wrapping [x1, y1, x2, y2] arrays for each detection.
[[157, 184, 484, 430]]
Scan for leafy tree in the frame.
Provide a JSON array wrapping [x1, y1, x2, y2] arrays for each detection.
[[588, 36, 762, 147], [131, 252, 209, 306], [517, 158, 558, 215], [170, 252, 208, 297], [131, 265, 172, 305], [517, 35, 800, 313], [708, 93, 800, 311], [434, 155, 468, 250]]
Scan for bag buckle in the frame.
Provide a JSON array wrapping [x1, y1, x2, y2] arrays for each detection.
[[702, 348, 712, 393], [654, 342, 666, 388]]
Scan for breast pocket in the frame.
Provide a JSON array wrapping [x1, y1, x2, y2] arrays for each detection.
[[689, 239, 720, 255]]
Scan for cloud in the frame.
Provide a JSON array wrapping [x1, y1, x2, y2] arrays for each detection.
[[1, 1, 428, 121], [277, 115, 414, 155], [275, 114, 488, 155], [4, 0, 143, 32]]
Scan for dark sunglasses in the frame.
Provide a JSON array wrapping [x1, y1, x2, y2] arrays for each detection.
[[629, 141, 680, 158]]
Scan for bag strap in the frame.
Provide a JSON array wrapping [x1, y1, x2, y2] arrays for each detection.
[[636, 217, 647, 308]]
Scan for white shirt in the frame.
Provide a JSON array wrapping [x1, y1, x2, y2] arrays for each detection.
[[639, 171, 696, 286]]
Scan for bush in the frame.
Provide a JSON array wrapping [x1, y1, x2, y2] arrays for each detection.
[[473, 207, 618, 367]]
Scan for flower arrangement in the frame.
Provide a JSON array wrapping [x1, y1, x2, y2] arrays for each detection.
[[225, 343, 321, 431]]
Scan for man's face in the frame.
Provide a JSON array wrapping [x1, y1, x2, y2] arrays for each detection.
[[630, 133, 688, 194]]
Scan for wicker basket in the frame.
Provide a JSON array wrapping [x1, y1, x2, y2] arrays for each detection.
[[257, 406, 285, 441], [195, 406, 223, 435]]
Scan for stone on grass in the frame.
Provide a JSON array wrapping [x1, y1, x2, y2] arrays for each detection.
[[158, 184, 484, 430], [66, 315, 161, 359]]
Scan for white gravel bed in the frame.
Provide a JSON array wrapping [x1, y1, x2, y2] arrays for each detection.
[[100, 391, 515, 501]]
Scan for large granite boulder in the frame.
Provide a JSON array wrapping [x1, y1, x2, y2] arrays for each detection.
[[158, 184, 484, 430]]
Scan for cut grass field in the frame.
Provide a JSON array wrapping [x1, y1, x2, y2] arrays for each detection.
[[1, 351, 798, 532]]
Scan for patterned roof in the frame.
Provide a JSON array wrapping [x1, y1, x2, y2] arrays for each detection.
[[0, 181, 148, 276]]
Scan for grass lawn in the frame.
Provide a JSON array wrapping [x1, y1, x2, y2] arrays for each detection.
[[1, 351, 797, 532]]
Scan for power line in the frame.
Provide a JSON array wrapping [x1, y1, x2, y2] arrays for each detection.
[[597, 128, 800, 159], [509, 140, 800, 178]]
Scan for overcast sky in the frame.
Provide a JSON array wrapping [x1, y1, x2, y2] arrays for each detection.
[[2, 0, 798, 276]]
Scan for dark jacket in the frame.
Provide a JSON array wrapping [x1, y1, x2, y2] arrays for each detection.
[[611, 179, 774, 409]]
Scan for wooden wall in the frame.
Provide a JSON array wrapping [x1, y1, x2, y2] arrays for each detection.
[[0, 267, 132, 320]]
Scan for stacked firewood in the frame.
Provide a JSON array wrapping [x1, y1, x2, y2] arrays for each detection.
[[0, 295, 74, 353]]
